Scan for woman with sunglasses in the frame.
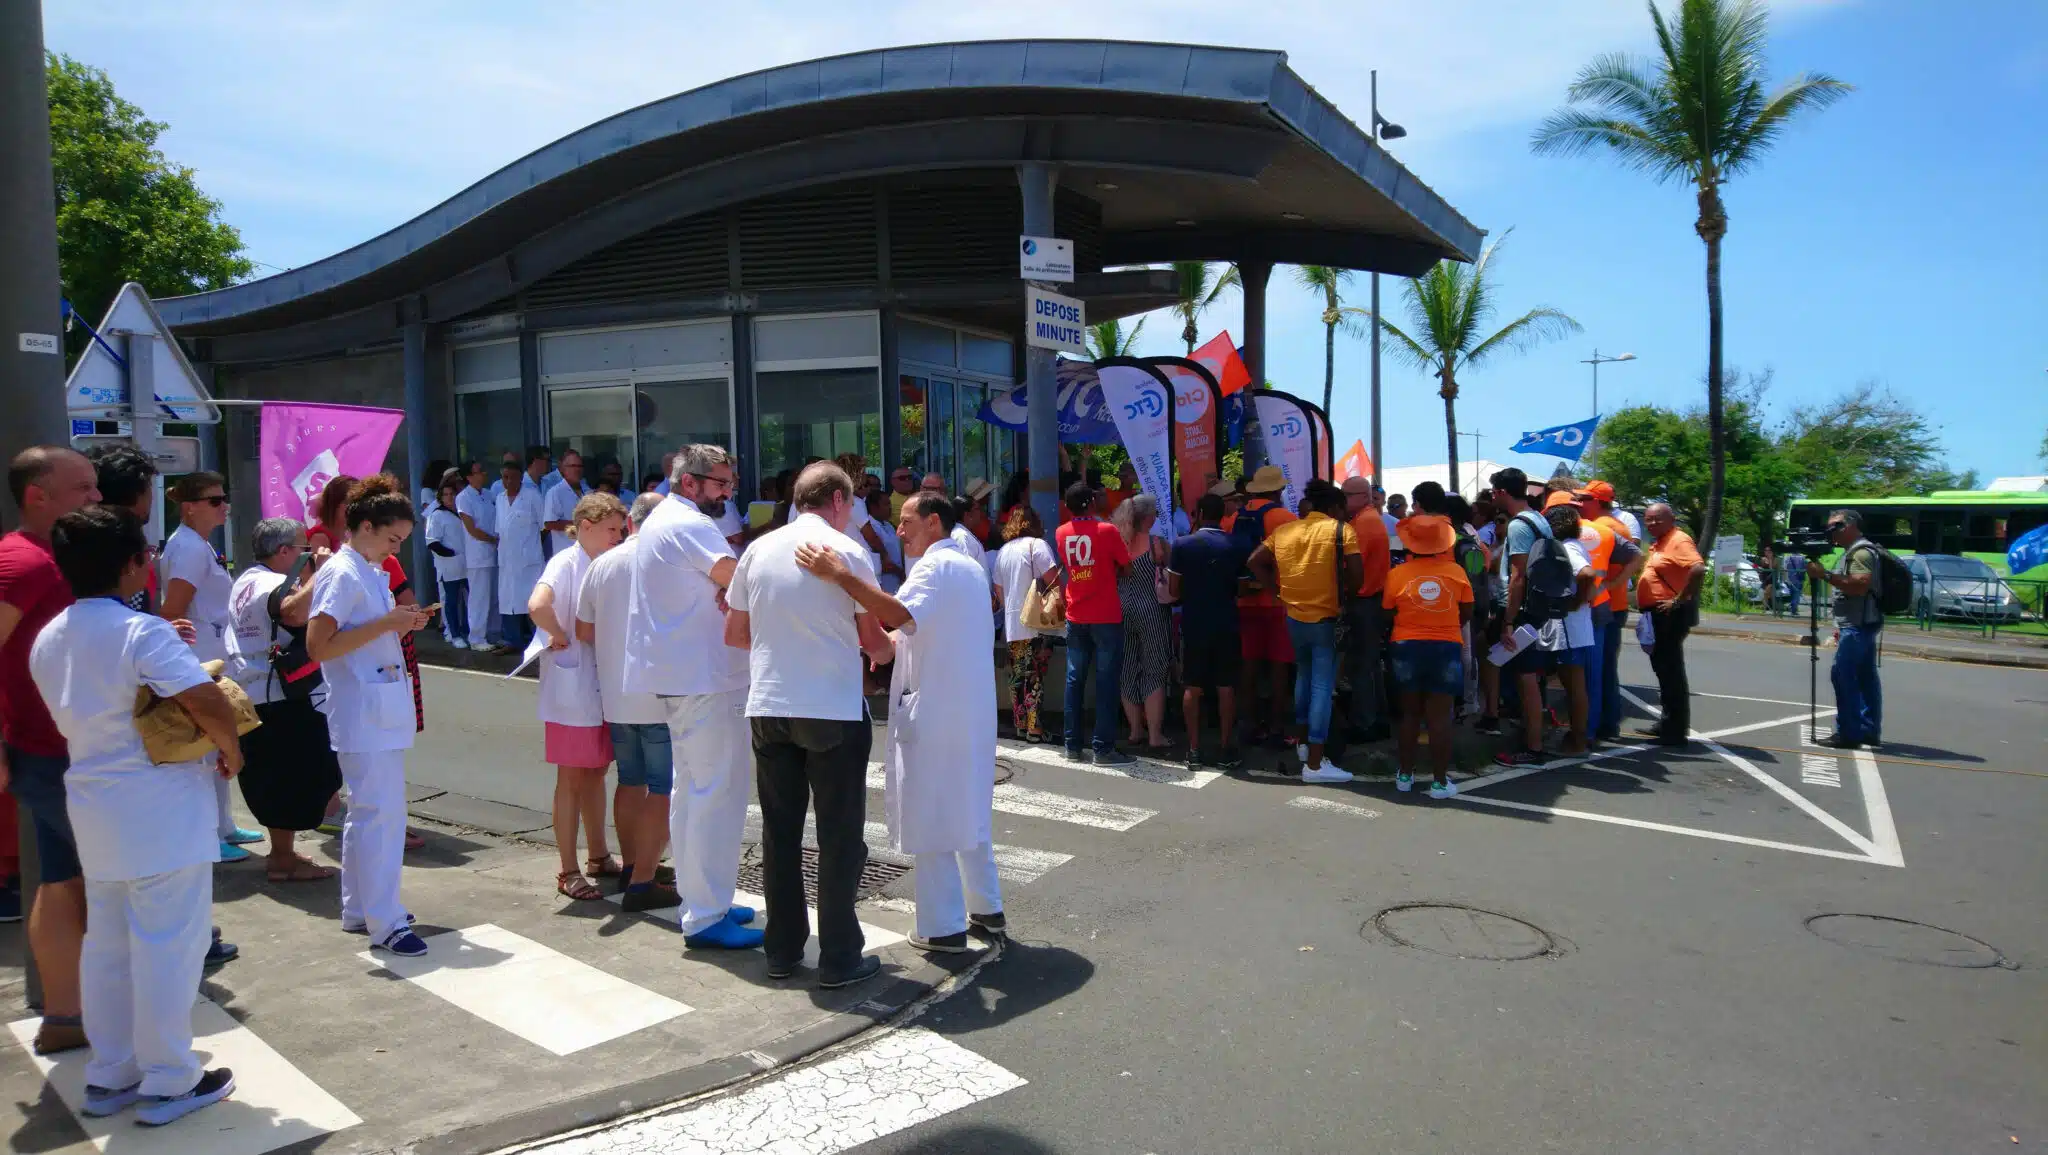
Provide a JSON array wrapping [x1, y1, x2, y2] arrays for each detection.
[[159, 472, 263, 861]]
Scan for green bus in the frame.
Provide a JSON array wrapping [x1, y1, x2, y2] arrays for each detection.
[[1785, 490, 2048, 624]]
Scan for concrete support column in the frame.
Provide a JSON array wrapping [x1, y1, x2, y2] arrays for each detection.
[[1018, 161, 1059, 531], [518, 329, 543, 448], [731, 313, 757, 499], [404, 321, 430, 583], [1240, 259, 1273, 391], [0, 0, 69, 528]]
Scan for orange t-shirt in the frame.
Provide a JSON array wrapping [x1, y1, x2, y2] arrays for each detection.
[[1382, 556, 1474, 643], [1222, 501, 1296, 607], [1350, 509, 1391, 597], [1638, 529, 1703, 608]]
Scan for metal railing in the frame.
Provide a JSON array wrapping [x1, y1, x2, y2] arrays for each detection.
[[1718, 568, 2046, 640]]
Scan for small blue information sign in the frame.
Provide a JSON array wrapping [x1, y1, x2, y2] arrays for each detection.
[[71, 419, 95, 438]]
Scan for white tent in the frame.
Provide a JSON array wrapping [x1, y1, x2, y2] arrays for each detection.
[[1378, 459, 1509, 502], [1985, 476, 2048, 493]]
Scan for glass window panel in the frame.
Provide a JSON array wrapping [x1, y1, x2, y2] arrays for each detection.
[[539, 322, 729, 378], [996, 428, 1018, 493], [452, 342, 519, 385], [897, 375, 929, 476], [754, 368, 880, 480], [929, 378, 955, 488], [754, 314, 878, 365], [456, 388, 523, 469], [547, 386, 634, 488], [958, 384, 989, 489], [636, 378, 731, 489], [960, 333, 1013, 377], [899, 321, 956, 367]]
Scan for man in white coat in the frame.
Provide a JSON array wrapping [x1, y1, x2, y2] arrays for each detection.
[[453, 461, 502, 651], [494, 459, 546, 651], [796, 490, 1003, 952]]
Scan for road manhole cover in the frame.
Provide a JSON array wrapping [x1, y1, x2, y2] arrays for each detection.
[[994, 759, 1017, 785], [1367, 903, 1560, 961], [735, 846, 908, 904], [1804, 914, 2011, 969]]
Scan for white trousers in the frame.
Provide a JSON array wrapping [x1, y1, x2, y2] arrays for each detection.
[[81, 863, 211, 1097], [912, 842, 1003, 940], [663, 689, 751, 936], [338, 750, 410, 944], [214, 774, 237, 840], [466, 566, 496, 647]]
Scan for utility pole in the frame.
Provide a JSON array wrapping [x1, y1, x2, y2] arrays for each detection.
[[1580, 349, 1635, 465], [1458, 430, 1483, 497], [0, 0, 66, 1013], [1368, 71, 1406, 496]]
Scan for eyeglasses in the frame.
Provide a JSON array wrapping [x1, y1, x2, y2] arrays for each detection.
[[194, 495, 228, 507], [1826, 522, 1846, 533], [689, 472, 735, 491]]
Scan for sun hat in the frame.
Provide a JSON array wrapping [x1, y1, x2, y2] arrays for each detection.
[[1396, 514, 1456, 556], [1246, 465, 1288, 495], [1207, 477, 1241, 498], [964, 477, 995, 502]]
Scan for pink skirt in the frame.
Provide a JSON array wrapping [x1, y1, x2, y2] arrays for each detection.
[[544, 722, 614, 768]]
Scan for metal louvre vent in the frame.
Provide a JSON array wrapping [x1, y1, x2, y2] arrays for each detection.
[[889, 184, 1018, 282], [1055, 188, 1105, 276], [522, 213, 728, 310], [737, 185, 879, 289]]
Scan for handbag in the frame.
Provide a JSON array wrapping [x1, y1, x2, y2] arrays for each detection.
[[133, 659, 262, 765], [265, 561, 323, 704], [1021, 576, 1066, 631]]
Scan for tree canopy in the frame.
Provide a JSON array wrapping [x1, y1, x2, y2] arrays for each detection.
[[48, 52, 251, 354]]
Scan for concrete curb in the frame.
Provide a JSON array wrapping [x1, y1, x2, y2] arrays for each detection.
[[1690, 623, 2048, 670], [408, 944, 989, 1155]]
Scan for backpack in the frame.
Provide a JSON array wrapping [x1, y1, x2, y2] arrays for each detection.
[[1516, 511, 1579, 624], [1231, 499, 1282, 558], [1454, 529, 1487, 585], [1851, 540, 1913, 617]]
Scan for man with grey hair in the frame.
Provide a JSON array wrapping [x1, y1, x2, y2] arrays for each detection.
[[725, 461, 892, 987], [577, 491, 676, 908], [1807, 508, 1885, 749], [1633, 502, 1704, 746], [624, 445, 760, 944]]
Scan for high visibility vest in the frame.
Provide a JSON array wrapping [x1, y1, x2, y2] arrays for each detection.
[[1578, 520, 1617, 610]]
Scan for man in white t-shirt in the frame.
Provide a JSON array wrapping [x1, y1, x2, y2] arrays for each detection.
[[725, 461, 891, 989], [576, 493, 675, 911], [541, 450, 591, 557], [453, 462, 503, 651], [624, 446, 760, 950]]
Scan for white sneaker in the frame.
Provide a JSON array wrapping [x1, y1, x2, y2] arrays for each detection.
[[1300, 765, 1355, 784], [451, 638, 469, 650], [1295, 742, 1309, 764], [1428, 780, 1459, 800]]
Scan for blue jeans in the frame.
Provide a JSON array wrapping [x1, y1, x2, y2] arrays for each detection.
[[1064, 622, 1124, 754], [439, 578, 469, 642], [1832, 624, 1883, 742], [1597, 613, 1625, 738], [500, 611, 534, 650], [1285, 617, 1339, 745], [1583, 606, 1612, 737]]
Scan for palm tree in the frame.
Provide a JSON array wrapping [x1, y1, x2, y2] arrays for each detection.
[[1531, 0, 1850, 548], [1171, 261, 1239, 353], [1084, 316, 1145, 360], [1294, 265, 1360, 417], [1368, 230, 1581, 490]]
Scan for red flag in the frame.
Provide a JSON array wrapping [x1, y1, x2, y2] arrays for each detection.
[[1190, 331, 1252, 395], [1335, 439, 1373, 482]]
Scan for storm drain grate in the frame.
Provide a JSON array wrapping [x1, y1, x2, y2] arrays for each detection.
[[735, 845, 909, 905]]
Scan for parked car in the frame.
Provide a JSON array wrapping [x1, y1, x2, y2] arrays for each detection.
[[1905, 554, 2025, 623]]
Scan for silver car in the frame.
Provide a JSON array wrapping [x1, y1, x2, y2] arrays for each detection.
[[1906, 554, 2026, 623]]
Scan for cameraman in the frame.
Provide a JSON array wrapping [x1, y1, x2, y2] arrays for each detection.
[[1806, 510, 1883, 750]]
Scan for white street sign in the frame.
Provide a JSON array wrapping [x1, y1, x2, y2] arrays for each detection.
[[1025, 286, 1087, 356], [64, 281, 220, 423], [1019, 235, 1075, 282], [18, 332, 59, 355]]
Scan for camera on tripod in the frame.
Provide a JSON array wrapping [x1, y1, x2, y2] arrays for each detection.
[[1773, 527, 1835, 556]]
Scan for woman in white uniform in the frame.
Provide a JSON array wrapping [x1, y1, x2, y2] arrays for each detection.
[[158, 470, 264, 861], [528, 492, 627, 901], [305, 475, 437, 957]]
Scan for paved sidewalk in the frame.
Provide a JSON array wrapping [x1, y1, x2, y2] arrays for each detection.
[[0, 796, 983, 1155], [1690, 610, 2048, 669]]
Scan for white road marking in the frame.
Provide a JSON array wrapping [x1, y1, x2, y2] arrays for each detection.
[[604, 889, 909, 967], [1852, 745, 1905, 868], [9, 998, 361, 1155], [1286, 795, 1382, 819], [1693, 691, 1813, 707], [522, 1027, 1024, 1155], [1453, 794, 1883, 864], [359, 923, 689, 1055], [995, 739, 1222, 788], [742, 805, 1072, 885], [863, 762, 1157, 831], [1455, 708, 1819, 795], [1800, 753, 1843, 788]]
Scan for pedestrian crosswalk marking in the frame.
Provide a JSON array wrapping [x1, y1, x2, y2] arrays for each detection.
[[518, 1026, 1024, 1155], [995, 739, 1222, 788], [8, 998, 360, 1155], [359, 923, 689, 1056], [741, 805, 1072, 885], [1800, 753, 1842, 788], [861, 764, 1157, 832], [1287, 795, 1382, 819], [603, 889, 908, 968]]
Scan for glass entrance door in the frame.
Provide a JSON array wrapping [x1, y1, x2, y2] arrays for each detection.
[[548, 385, 635, 488], [636, 377, 732, 489]]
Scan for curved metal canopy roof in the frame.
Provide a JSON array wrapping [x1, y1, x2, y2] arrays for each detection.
[[160, 39, 1483, 337]]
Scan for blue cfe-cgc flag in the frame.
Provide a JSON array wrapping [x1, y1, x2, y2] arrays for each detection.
[[2008, 522, 2048, 575], [1511, 417, 1599, 462]]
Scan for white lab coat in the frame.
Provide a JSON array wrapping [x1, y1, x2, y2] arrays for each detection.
[[882, 538, 997, 856], [495, 483, 546, 614]]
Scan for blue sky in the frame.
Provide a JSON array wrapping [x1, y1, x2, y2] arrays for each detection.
[[42, 0, 2048, 481]]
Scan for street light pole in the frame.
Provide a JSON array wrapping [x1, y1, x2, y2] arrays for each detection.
[[1368, 71, 1405, 495], [1458, 430, 1483, 496], [1580, 349, 1636, 418]]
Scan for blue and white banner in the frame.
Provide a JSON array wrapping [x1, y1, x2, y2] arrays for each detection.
[[1511, 417, 1599, 462], [2008, 523, 2048, 575], [976, 358, 1118, 443], [1096, 362, 1175, 533], [1251, 392, 1317, 513]]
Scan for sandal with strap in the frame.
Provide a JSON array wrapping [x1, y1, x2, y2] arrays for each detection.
[[556, 871, 603, 902], [585, 854, 624, 879]]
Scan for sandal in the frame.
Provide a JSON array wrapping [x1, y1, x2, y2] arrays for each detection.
[[556, 870, 603, 902], [404, 828, 427, 851], [1021, 731, 1049, 745], [586, 854, 624, 878], [266, 858, 338, 883]]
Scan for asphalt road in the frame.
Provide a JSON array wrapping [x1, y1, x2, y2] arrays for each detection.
[[418, 637, 2048, 1154]]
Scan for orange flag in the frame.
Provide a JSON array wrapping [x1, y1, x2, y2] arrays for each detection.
[[1335, 439, 1373, 481], [1190, 331, 1253, 395]]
